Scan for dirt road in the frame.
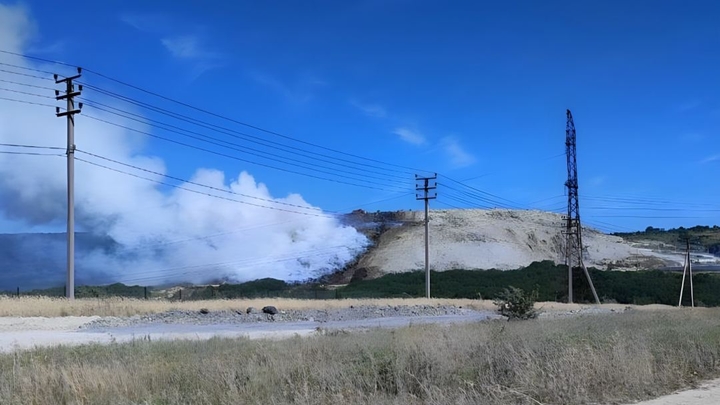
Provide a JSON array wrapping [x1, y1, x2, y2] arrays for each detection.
[[0, 311, 497, 353], [628, 379, 720, 405]]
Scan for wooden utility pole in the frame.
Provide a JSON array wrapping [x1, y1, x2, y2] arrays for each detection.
[[416, 174, 437, 299], [678, 239, 694, 308], [55, 68, 82, 300]]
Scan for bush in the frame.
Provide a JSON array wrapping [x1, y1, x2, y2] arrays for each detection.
[[493, 286, 539, 320]]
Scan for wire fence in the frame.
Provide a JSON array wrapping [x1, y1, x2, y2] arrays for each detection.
[[0, 284, 348, 301]]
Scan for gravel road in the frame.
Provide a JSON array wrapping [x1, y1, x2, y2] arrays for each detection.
[[0, 304, 630, 353], [81, 304, 482, 329], [0, 305, 500, 352]]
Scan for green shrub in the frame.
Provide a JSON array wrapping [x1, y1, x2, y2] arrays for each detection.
[[493, 286, 539, 320]]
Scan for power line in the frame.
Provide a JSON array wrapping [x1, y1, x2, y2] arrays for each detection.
[[0, 96, 58, 108], [441, 193, 491, 209], [0, 78, 55, 91], [75, 156, 337, 218], [437, 182, 501, 208], [585, 195, 717, 209], [435, 199, 464, 210], [76, 149, 336, 213], [0, 151, 63, 156], [81, 112, 409, 192], [80, 84, 417, 178], [0, 49, 77, 68], [0, 61, 57, 76], [80, 100, 412, 187], [585, 206, 720, 213], [2, 48, 432, 178], [0, 143, 64, 150], [0, 68, 52, 81], [591, 215, 716, 219], [0, 86, 55, 99], [78, 93, 413, 181], [437, 175, 524, 208], [76, 71, 429, 175]]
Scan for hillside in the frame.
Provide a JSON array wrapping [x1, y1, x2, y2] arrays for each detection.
[[614, 226, 720, 255], [3, 210, 719, 290], [0, 233, 118, 290], [338, 209, 711, 282]]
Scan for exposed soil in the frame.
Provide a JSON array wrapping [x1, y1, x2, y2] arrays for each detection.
[[342, 209, 689, 278]]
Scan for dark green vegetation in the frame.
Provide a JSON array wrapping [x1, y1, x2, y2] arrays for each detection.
[[339, 261, 720, 305], [615, 225, 720, 254], [2, 311, 720, 404], [7, 261, 718, 306], [5, 283, 149, 298], [4, 278, 337, 300]]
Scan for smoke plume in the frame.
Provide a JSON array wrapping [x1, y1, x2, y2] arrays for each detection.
[[0, 3, 368, 287]]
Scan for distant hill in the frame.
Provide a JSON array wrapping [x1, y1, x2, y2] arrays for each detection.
[[3, 213, 719, 291], [613, 226, 720, 255], [0, 233, 117, 290], [333, 209, 707, 283]]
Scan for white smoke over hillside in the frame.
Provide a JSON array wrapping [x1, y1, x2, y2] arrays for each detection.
[[0, 4, 368, 286]]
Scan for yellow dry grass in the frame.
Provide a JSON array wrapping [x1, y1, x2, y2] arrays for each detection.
[[1, 310, 719, 404], [0, 295, 678, 317]]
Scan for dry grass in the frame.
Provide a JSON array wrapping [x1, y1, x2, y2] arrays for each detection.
[[0, 295, 676, 317], [1, 309, 719, 404]]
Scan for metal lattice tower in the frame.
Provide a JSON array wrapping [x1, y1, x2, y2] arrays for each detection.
[[564, 109, 600, 304]]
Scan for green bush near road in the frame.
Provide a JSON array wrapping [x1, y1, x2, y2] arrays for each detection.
[[493, 286, 540, 319]]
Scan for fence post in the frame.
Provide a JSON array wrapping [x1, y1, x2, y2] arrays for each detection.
[[179, 289, 182, 301], [144, 286, 148, 300]]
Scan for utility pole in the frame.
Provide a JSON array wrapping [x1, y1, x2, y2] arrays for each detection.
[[563, 109, 600, 305], [678, 238, 694, 308], [55, 68, 83, 300], [416, 174, 437, 299]]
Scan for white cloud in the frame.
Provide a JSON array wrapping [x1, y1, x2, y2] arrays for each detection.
[[441, 137, 476, 168], [250, 72, 327, 104], [0, 4, 367, 286], [350, 100, 387, 118], [122, 13, 222, 77], [677, 100, 701, 112], [700, 154, 720, 164], [120, 13, 169, 33], [161, 35, 203, 59], [393, 127, 426, 146]]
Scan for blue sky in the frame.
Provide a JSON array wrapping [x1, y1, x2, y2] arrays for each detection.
[[3, 0, 720, 233]]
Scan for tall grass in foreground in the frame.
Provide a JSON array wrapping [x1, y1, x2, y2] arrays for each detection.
[[2, 310, 719, 404]]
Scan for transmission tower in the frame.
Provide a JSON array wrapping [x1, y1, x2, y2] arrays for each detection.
[[564, 109, 600, 304]]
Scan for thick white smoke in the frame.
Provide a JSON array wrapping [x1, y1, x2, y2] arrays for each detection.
[[0, 4, 368, 286]]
